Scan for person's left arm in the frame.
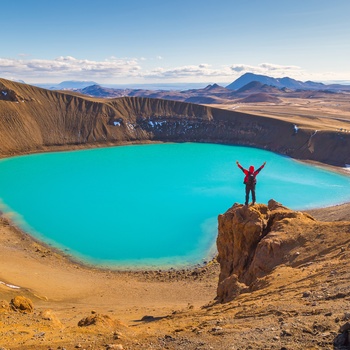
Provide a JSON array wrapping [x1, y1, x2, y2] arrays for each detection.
[[254, 162, 266, 175]]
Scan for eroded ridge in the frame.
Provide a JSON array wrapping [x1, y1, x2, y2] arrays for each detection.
[[216, 199, 350, 303]]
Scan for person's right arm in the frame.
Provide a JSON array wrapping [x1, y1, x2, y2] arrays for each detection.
[[236, 161, 246, 173]]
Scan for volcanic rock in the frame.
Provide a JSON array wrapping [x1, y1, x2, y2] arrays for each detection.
[[40, 309, 63, 327], [216, 199, 342, 302], [10, 295, 34, 313], [78, 313, 121, 329]]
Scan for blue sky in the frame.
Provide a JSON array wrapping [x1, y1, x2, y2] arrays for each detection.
[[1, 0, 350, 85]]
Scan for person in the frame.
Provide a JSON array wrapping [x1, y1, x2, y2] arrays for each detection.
[[236, 160, 266, 206]]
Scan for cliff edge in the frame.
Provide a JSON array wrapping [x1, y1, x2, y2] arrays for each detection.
[[216, 199, 350, 303]]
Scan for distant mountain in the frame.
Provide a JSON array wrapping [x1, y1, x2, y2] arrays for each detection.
[[53, 80, 98, 90], [199, 83, 230, 93], [235, 81, 282, 94], [238, 93, 282, 104], [8, 78, 26, 84], [73, 83, 234, 104], [80, 84, 125, 98], [63, 75, 350, 104], [226, 73, 350, 91]]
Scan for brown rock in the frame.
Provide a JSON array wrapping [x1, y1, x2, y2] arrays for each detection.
[[267, 199, 289, 211], [0, 300, 10, 313], [40, 309, 62, 327], [78, 313, 120, 329], [216, 274, 248, 303], [339, 322, 350, 333], [10, 296, 34, 313], [106, 345, 124, 350], [216, 200, 321, 302]]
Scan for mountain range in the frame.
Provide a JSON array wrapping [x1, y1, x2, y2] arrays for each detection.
[[43, 73, 349, 103], [226, 72, 350, 91]]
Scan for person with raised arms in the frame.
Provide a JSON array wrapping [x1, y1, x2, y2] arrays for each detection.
[[236, 161, 266, 206]]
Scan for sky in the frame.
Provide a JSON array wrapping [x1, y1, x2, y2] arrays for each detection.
[[1, 0, 350, 86]]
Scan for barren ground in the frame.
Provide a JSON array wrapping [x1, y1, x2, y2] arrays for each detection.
[[1, 97, 350, 349], [210, 92, 350, 131]]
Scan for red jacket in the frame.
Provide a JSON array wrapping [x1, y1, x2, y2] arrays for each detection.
[[237, 163, 265, 185]]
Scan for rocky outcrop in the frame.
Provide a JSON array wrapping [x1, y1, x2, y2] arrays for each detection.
[[40, 309, 63, 328], [216, 199, 318, 302], [334, 322, 350, 348], [0, 82, 25, 102], [1, 78, 350, 166], [10, 295, 34, 313], [78, 313, 123, 329]]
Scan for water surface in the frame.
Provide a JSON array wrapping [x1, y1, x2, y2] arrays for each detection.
[[0, 143, 349, 269]]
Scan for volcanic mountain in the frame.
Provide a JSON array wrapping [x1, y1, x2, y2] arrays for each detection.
[[0, 78, 350, 167], [226, 72, 350, 91]]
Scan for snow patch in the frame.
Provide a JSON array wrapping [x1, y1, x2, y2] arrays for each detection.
[[0, 280, 20, 289], [148, 120, 167, 127]]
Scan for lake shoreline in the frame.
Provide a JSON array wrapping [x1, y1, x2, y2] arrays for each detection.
[[2, 138, 350, 175], [1, 142, 350, 273], [0, 141, 350, 273], [1, 200, 350, 277]]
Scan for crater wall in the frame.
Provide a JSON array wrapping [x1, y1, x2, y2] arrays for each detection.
[[1, 78, 349, 166]]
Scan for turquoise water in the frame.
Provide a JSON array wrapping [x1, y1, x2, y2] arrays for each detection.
[[0, 143, 350, 269]]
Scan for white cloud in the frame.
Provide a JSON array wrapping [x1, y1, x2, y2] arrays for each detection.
[[142, 62, 310, 82], [230, 63, 304, 78], [144, 64, 232, 80], [0, 56, 142, 81], [230, 64, 256, 73], [0, 56, 348, 83]]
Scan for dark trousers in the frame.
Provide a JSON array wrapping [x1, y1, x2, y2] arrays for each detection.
[[245, 184, 256, 205]]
